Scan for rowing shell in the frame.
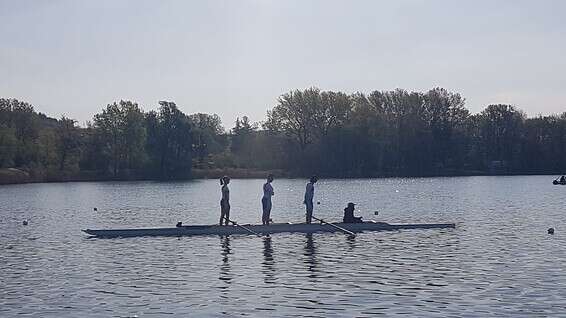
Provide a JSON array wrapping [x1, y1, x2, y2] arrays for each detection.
[[83, 221, 455, 238]]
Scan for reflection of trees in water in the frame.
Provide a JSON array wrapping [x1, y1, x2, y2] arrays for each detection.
[[219, 235, 232, 286], [304, 233, 318, 278], [262, 236, 276, 283]]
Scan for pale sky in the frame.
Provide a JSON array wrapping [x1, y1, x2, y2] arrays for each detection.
[[1, 0, 565, 127]]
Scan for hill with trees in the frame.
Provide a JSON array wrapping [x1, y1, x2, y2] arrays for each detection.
[[1, 87, 565, 184]]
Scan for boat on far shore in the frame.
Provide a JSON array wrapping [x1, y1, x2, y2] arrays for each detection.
[[83, 221, 456, 238]]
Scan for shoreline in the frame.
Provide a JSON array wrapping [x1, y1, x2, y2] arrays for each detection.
[[0, 167, 561, 186]]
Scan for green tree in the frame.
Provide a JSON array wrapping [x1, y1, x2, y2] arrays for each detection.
[[477, 104, 525, 171], [93, 100, 146, 175], [264, 88, 321, 151], [121, 102, 146, 169], [146, 101, 193, 178], [94, 102, 123, 176], [189, 113, 227, 161], [266, 88, 350, 146], [0, 124, 17, 167], [230, 116, 258, 167], [56, 116, 81, 171], [422, 88, 469, 169]]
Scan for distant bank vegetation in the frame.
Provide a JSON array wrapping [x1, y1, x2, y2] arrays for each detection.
[[1, 87, 565, 184]]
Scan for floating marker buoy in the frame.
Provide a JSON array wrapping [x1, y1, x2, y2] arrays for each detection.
[[548, 228, 555, 234], [93, 207, 98, 211], [317, 201, 320, 205], [22, 220, 28, 226]]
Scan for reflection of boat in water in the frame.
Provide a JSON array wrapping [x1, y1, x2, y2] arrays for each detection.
[[83, 221, 455, 238]]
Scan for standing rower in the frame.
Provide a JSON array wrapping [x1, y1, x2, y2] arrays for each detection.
[[262, 174, 275, 225], [219, 176, 231, 226], [303, 175, 318, 224]]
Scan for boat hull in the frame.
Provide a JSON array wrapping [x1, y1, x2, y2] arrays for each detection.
[[83, 222, 456, 238]]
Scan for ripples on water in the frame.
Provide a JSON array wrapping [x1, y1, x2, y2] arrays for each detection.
[[1, 176, 566, 317]]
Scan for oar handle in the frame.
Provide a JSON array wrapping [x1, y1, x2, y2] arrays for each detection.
[[311, 216, 355, 236], [229, 220, 263, 237]]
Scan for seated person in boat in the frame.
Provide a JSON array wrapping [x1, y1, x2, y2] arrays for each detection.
[[343, 202, 363, 223]]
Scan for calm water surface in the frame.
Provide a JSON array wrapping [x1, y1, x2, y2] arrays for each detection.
[[1, 176, 566, 317]]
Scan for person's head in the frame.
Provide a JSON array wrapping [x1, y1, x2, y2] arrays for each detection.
[[347, 202, 356, 211], [267, 174, 274, 183], [220, 176, 230, 185], [309, 175, 318, 184]]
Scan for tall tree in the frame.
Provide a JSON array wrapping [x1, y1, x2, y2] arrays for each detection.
[[0, 124, 17, 168], [265, 88, 353, 151], [231, 116, 256, 154], [477, 104, 525, 171], [189, 113, 227, 159], [93, 100, 146, 176], [146, 101, 193, 178], [94, 102, 124, 176], [422, 88, 469, 169], [55, 116, 80, 171]]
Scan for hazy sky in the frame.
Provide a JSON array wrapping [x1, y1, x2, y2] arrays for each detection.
[[1, 0, 565, 127]]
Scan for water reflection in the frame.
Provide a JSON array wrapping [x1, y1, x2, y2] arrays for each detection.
[[262, 236, 276, 283], [304, 234, 318, 278], [346, 234, 357, 251], [4, 177, 566, 317], [219, 236, 232, 285]]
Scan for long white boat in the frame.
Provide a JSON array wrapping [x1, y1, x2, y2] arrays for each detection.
[[83, 221, 455, 238]]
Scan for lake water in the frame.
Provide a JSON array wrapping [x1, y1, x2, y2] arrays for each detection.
[[1, 176, 565, 317]]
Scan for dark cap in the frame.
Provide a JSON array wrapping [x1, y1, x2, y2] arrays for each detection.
[[347, 202, 356, 208]]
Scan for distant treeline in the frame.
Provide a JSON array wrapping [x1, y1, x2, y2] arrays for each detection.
[[1, 87, 565, 182]]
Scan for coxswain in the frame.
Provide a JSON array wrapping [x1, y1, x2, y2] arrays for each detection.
[[343, 202, 363, 223]]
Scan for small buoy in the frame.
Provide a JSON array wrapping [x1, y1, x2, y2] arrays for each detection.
[[374, 211, 379, 215], [93, 207, 98, 211], [22, 220, 28, 226], [548, 228, 555, 235], [317, 201, 320, 205]]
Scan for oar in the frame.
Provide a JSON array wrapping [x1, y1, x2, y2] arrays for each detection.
[[311, 215, 355, 237], [228, 219, 264, 237]]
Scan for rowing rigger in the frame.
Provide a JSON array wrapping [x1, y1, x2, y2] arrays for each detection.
[[83, 221, 456, 238]]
